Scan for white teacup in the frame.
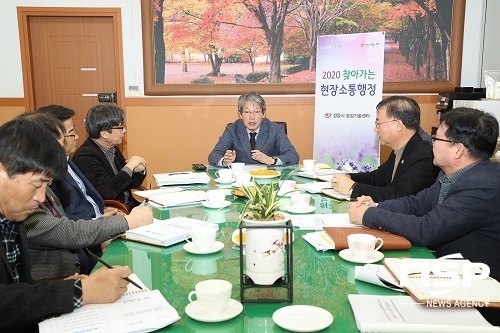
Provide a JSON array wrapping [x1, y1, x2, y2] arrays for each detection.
[[216, 169, 233, 182], [207, 189, 226, 206], [278, 180, 296, 195], [188, 227, 216, 251], [347, 234, 383, 259], [188, 279, 232, 314], [235, 171, 252, 187], [303, 159, 316, 171], [290, 193, 311, 211], [229, 162, 245, 176]]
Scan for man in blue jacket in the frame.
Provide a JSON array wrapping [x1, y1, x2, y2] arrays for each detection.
[[208, 92, 299, 166]]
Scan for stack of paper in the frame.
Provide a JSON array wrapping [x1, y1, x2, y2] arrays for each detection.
[[125, 217, 218, 247], [291, 213, 358, 230], [154, 172, 211, 186], [296, 182, 331, 194], [143, 190, 208, 207], [302, 231, 335, 251], [354, 264, 404, 292]]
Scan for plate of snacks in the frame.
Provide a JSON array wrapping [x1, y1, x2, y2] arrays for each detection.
[[249, 169, 281, 179]]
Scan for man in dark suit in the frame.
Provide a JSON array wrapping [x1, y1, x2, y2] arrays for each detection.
[[208, 92, 299, 166], [0, 118, 133, 332], [73, 105, 147, 210], [349, 108, 500, 325], [331, 96, 440, 202], [37, 105, 106, 220]]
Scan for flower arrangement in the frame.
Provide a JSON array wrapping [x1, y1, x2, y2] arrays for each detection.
[[335, 158, 373, 173], [240, 181, 286, 221]]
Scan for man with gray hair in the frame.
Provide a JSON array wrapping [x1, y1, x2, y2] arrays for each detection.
[[331, 95, 439, 202], [208, 92, 299, 166]]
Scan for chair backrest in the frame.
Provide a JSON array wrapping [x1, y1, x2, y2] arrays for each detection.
[[226, 121, 288, 134]]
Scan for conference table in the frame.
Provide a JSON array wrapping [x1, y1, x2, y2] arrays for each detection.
[[100, 165, 435, 332]]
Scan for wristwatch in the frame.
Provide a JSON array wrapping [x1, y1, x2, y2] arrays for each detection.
[[271, 157, 278, 165]]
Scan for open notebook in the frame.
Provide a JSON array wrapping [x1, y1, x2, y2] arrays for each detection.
[[39, 274, 180, 333]]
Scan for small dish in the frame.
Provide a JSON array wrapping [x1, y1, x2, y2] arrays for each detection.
[[214, 178, 235, 184], [284, 205, 316, 214], [231, 181, 254, 188], [338, 249, 384, 264], [202, 200, 231, 209], [184, 241, 224, 255], [185, 299, 243, 322], [272, 305, 333, 332]]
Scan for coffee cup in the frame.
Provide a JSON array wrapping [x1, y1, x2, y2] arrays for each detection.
[[278, 180, 296, 196], [188, 279, 232, 314], [188, 226, 216, 251], [347, 233, 383, 259], [235, 171, 252, 187], [290, 193, 311, 211], [303, 159, 316, 171], [216, 169, 233, 182], [229, 162, 245, 176], [207, 189, 226, 206]]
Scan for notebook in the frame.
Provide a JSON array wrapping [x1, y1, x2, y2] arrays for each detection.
[[124, 217, 219, 247], [322, 226, 412, 250], [153, 171, 211, 186], [39, 276, 180, 333], [348, 295, 499, 333]]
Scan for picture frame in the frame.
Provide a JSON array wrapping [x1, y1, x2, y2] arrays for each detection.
[[142, 0, 465, 96]]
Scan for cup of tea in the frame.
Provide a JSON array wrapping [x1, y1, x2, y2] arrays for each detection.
[[187, 227, 217, 251], [216, 169, 233, 182], [188, 279, 232, 314], [235, 171, 252, 187], [347, 234, 383, 260], [290, 193, 311, 212], [278, 180, 296, 196], [207, 189, 226, 207], [229, 162, 245, 176], [303, 159, 316, 171]]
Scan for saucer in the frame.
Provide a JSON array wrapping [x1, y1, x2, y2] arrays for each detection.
[[284, 205, 316, 214], [338, 249, 384, 264], [232, 181, 254, 188], [202, 200, 231, 209], [215, 178, 235, 184], [185, 299, 243, 322], [273, 305, 333, 332], [184, 241, 224, 255]]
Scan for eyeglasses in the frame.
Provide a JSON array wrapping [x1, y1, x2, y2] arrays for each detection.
[[374, 119, 397, 128], [241, 110, 263, 116], [431, 136, 454, 144], [111, 126, 125, 132]]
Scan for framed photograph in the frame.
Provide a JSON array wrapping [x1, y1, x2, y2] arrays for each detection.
[[142, 0, 465, 95]]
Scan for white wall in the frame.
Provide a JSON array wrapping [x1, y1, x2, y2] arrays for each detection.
[[0, 0, 490, 98]]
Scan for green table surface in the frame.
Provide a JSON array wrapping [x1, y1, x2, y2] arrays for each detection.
[[100, 166, 435, 332]]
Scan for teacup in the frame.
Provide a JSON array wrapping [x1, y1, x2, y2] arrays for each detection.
[[229, 162, 245, 176], [278, 180, 296, 195], [303, 159, 316, 171], [188, 279, 232, 314], [207, 189, 226, 207], [216, 169, 233, 182], [290, 193, 311, 211], [347, 233, 383, 260], [235, 171, 252, 187], [188, 226, 216, 251]]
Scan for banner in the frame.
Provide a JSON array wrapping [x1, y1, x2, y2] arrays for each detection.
[[313, 32, 385, 171]]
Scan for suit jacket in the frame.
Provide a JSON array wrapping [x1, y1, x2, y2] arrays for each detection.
[[350, 132, 440, 202], [208, 118, 299, 166], [363, 160, 500, 280], [50, 158, 105, 220], [24, 187, 128, 280], [0, 222, 75, 331], [72, 137, 146, 208]]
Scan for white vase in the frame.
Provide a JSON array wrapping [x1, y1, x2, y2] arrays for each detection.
[[243, 213, 290, 285]]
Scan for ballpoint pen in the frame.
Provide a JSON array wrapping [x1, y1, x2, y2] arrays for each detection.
[[82, 248, 143, 290]]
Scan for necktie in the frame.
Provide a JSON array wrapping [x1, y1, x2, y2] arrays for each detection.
[[250, 132, 257, 150]]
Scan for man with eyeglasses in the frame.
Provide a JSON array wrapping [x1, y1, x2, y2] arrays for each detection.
[[73, 105, 147, 210], [349, 107, 500, 325], [331, 96, 439, 202], [208, 92, 299, 167]]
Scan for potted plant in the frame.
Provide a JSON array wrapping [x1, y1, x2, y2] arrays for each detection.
[[239, 180, 293, 285]]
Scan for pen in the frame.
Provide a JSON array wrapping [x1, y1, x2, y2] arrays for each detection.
[[167, 172, 190, 176], [82, 248, 143, 290]]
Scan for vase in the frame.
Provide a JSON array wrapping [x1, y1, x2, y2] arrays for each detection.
[[243, 213, 290, 285]]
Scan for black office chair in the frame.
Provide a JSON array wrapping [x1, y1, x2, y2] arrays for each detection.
[[226, 121, 287, 134]]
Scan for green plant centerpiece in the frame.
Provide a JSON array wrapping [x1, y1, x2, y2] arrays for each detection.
[[239, 178, 295, 286]]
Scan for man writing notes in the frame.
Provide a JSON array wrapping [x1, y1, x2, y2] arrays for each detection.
[[73, 105, 147, 210], [349, 107, 500, 279], [0, 118, 132, 332], [208, 92, 299, 166], [331, 96, 439, 202]]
